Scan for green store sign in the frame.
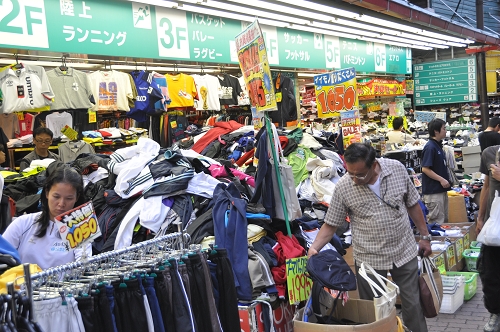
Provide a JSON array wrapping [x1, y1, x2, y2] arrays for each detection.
[[413, 58, 478, 106], [0, 0, 411, 74]]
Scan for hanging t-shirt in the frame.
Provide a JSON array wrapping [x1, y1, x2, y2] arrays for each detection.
[[128, 70, 163, 122], [191, 74, 221, 111], [165, 73, 197, 108], [46, 111, 73, 138], [87, 70, 134, 111], [47, 67, 94, 110], [218, 74, 242, 105], [152, 72, 169, 111], [0, 65, 55, 113], [18, 112, 34, 137], [237, 76, 250, 106], [167, 114, 189, 146], [0, 113, 20, 139]]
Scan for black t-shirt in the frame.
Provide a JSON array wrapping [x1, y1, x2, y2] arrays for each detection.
[[421, 139, 449, 195], [218, 74, 242, 105], [479, 131, 500, 152], [479, 145, 500, 220]]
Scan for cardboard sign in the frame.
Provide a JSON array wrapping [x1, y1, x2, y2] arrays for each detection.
[[286, 256, 312, 304], [55, 201, 101, 249], [314, 68, 358, 118], [340, 109, 362, 149], [61, 125, 78, 141]]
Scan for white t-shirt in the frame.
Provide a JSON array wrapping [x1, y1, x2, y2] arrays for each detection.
[[0, 65, 54, 113], [2, 212, 92, 270], [46, 111, 73, 138], [87, 70, 133, 111], [192, 74, 221, 111], [386, 130, 416, 144]]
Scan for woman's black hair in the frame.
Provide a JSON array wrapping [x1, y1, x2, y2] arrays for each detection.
[[35, 164, 85, 237]]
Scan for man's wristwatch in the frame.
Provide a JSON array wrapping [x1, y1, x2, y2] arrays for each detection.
[[421, 235, 432, 241]]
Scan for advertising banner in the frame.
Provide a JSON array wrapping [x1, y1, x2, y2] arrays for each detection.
[[55, 201, 101, 249], [235, 20, 277, 112], [340, 109, 362, 149], [357, 78, 406, 98], [314, 67, 358, 119], [286, 256, 312, 304]]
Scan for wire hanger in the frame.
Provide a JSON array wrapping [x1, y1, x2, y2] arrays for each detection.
[[13, 54, 23, 70], [59, 56, 68, 72]]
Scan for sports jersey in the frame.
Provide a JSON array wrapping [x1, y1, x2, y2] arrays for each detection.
[[47, 67, 94, 110], [0, 64, 54, 114], [237, 76, 250, 105], [18, 112, 34, 137], [87, 70, 134, 111], [165, 73, 197, 108], [192, 74, 221, 111], [153, 72, 169, 110], [218, 74, 242, 105], [46, 111, 73, 138], [128, 70, 163, 122]]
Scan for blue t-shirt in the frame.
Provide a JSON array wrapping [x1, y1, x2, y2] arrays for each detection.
[[128, 70, 163, 122], [421, 139, 450, 194]]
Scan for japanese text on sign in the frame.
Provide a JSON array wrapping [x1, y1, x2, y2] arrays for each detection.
[[341, 110, 362, 149], [55, 201, 101, 249], [286, 256, 312, 304], [314, 67, 358, 119]]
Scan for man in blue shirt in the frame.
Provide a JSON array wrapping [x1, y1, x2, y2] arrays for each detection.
[[421, 118, 450, 224]]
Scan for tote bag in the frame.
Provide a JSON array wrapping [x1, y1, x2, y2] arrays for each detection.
[[477, 190, 500, 246], [358, 262, 399, 321], [419, 257, 443, 318]]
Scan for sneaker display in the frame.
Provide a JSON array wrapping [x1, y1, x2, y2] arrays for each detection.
[[484, 313, 500, 332]]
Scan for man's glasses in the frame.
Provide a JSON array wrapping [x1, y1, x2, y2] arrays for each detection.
[[35, 139, 52, 144], [347, 166, 373, 180]]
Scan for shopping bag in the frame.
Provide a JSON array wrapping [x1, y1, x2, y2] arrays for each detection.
[[447, 165, 460, 187], [419, 256, 443, 318], [358, 262, 399, 321], [477, 191, 500, 246]]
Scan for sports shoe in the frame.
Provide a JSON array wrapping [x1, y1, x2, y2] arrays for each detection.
[[484, 313, 500, 332]]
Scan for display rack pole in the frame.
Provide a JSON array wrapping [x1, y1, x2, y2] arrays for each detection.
[[264, 113, 292, 237]]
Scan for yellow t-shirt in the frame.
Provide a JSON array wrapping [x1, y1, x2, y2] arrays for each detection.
[[165, 73, 197, 108]]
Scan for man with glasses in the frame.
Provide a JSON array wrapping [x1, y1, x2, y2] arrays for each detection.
[[309, 142, 431, 332], [19, 127, 60, 171]]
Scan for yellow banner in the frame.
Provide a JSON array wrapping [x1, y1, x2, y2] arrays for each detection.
[[357, 78, 406, 97], [286, 256, 312, 304], [314, 68, 358, 118], [341, 110, 362, 149], [236, 21, 277, 112]]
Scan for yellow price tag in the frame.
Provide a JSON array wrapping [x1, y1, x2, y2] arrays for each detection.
[[16, 112, 24, 121], [88, 110, 97, 123], [171, 121, 177, 129], [275, 92, 282, 102], [61, 125, 78, 141], [438, 265, 446, 274]]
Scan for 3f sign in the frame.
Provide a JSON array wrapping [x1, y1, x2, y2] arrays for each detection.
[[0, 0, 48, 48], [156, 8, 190, 59]]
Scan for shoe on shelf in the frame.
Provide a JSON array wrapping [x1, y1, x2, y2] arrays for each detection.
[[484, 313, 500, 332]]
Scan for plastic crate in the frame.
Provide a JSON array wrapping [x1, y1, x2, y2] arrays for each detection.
[[463, 249, 481, 272], [446, 272, 479, 300], [470, 241, 482, 250], [440, 276, 465, 314]]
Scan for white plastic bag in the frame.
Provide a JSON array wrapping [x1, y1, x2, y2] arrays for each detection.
[[477, 191, 500, 246]]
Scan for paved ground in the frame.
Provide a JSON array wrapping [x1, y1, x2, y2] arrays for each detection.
[[399, 277, 489, 331]]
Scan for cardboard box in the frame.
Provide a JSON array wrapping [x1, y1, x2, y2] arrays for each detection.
[[239, 302, 264, 332], [463, 166, 480, 175], [293, 300, 399, 332], [461, 146, 481, 154], [448, 195, 468, 223], [269, 301, 295, 332]]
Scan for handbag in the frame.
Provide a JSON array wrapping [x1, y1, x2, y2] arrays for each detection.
[[419, 256, 443, 318], [477, 190, 500, 246], [269, 123, 302, 221], [358, 262, 399, 321]]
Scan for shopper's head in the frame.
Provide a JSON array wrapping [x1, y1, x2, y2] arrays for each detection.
[[33, 127, 54, 155], [36, 164, 85, 237], [488, 117, 500, 131], [392, 117, 404, 131], [344, 142, 377, 185], [428, 118, 446, 140]]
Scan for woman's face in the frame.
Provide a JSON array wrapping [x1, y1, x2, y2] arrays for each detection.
[[46, 182, 78, 220]]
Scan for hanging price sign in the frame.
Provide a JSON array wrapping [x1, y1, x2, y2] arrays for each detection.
[[55, 201, 101, 249], [314, 67, 358, 118], [286, 256, 312, 304]]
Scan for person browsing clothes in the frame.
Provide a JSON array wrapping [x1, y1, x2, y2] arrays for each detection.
[[19, 127, 60, 171]]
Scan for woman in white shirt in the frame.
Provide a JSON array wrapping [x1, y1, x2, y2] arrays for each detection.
[[386, 116, 416, 145], [2, 164, 91, 269]]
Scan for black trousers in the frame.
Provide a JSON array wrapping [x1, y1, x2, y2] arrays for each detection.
[[113, 279, 148, 332], [478, 244, 500, 314], [155, 268, 175, 330], [97, 285, 119, 332], [76, 296, 102, 332], [169, 259, 196, 332]]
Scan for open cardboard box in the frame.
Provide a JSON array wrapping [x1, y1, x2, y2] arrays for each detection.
[[294, 299, 398, 332]]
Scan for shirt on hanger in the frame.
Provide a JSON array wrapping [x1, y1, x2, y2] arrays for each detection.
[[165, 73, 197, 108], [47, 67, 94, 110], [0, 64, 55, 114], [0, 113, 20, 139], [88, 70, 134, 111], [18, 112, 34, 137], [237, 76, 250, 106], [192, 74, 221, 111], [218, 74, 242, 105], [128, 70, 163, 121], [46, 111, 73, 138]]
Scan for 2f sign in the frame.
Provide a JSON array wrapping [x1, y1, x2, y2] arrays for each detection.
[[0, 0, 48, 48], [156, 7, 189, 59]]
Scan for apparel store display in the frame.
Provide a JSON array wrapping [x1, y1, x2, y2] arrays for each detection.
[[46, 67, 94, 111], [0, 113, 20, 139], [45, 111, 73, 138], [88, 70, 134, 112]]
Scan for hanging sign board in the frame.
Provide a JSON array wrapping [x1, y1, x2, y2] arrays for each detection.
[[286, 256, 312, 304], [357, 78, 406, 98], [314, 67, 358, 119], [341, 109, 362, 149], [235, 20, 277, 112], [55, 201, 101, 249], [413, 58, 478, 106]]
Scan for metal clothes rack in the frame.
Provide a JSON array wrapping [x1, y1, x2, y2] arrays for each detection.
[[16, 231, 186, 323]]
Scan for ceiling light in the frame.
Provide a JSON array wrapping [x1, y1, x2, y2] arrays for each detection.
[[359, 37, 433, 51], [273, 0, 359, 19], [378, 35, 448, 49], [417, 30, 473, 44], [293, 24, 359, 40], [311, 22, 379, 38]]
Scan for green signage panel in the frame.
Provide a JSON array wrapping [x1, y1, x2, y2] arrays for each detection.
[[413, 58, 477, 106], [0, 0, 411, 74]]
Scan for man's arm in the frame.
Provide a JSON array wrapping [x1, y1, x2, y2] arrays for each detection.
[[477, 173, 490, 234], [407, 203, 432, 257], [422, 166, 450, 188], [308, 223, 338, 258]]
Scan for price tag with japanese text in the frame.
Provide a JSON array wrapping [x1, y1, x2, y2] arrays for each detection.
[[286, 256, 312, 304], [55, 201, 101, 249]]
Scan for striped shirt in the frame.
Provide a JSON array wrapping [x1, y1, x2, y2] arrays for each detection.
[[324, 158, 419, 270]]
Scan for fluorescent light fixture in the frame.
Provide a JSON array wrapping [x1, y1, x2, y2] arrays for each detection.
[[399, 32, 466, 47], [359, 37, 433, 50], [311, 22, 380, 38], [293, 24, 359, 40], [110, 64, 219, 73], [378, 35, 449, 49], [129, 0, 178, 7], [418, 30, 474, 44], [0, 59, 102, 69], [273, 0, 359, 19], [297, 73, 321, 78]]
